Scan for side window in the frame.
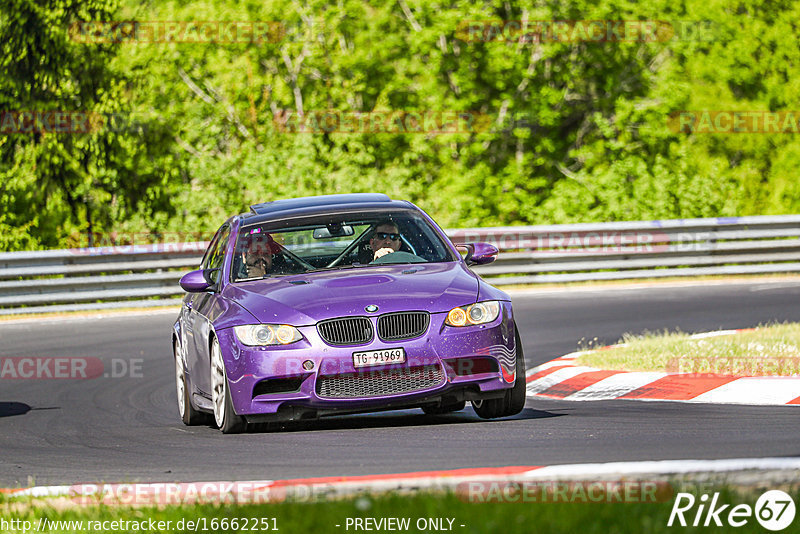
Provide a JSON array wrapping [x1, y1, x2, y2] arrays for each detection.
[[203, 225, 231, 284], [201, 226, 225, 269]]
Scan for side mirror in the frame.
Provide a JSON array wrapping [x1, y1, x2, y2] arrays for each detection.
[[461, 242, 498, 266], [179, 269, 213, 292]]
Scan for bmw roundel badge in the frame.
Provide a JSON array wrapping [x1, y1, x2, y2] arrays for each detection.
[[365, 304, 379, 313]]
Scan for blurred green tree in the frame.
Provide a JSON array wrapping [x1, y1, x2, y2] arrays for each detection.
[[3, 0, 800, 250]]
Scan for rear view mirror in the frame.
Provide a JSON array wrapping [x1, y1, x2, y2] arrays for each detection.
[[313, 224, 354, 239]]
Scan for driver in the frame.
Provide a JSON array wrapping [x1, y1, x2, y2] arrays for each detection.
[[369, 220, 402, 261]]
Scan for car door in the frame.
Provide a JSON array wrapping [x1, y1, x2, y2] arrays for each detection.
[[186, 224, 230, 398]]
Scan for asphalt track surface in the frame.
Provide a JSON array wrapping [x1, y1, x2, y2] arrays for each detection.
[[2, 280, 800, 487]]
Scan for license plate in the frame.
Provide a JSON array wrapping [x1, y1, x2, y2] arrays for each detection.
[[353, 348, 406, 368]]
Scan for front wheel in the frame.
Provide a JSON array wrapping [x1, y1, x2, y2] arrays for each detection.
[[473, 327, 527, 419], [210, 337, 247, 434], [505, 328, 528, 415]]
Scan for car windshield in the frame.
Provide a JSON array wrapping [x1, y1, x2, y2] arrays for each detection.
[[231, 210, 457, 282]]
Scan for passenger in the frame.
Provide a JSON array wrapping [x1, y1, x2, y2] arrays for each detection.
[[241, 232, 280, 278]]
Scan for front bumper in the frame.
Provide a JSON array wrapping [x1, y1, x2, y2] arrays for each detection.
[[217, 303, 517, 422]]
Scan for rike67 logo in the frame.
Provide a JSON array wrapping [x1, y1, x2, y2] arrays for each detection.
[[668, 490, 796, 531]]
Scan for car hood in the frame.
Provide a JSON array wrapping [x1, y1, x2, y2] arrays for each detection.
[[222, 262, 479, 325]]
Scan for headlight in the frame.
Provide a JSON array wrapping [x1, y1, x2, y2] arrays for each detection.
[[445, 301, 501, 326], [234, 324, 302, 346]]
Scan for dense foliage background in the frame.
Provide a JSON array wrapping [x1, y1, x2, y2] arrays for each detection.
[[2, 0, 799, 250]]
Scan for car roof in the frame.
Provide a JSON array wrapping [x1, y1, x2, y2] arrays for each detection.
[[239, 194, 416, 226]]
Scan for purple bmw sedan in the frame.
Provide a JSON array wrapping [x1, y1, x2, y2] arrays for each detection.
[[173, 194, 525, 433]]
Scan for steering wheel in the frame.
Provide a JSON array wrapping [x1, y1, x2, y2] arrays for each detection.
[[326, 227, 372, 268]]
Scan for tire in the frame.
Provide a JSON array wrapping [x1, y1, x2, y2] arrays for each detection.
[[210, 337, 247, 434], [473, 326, 527, 419], [505, 328, 527, 416], [174, 341, 207, 426], [471, 396, 507, 419], [422, 400, 466, 415]]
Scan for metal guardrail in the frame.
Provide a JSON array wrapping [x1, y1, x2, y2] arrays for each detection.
[[0, 245, 206, 315], [1, 215, 799, 315]]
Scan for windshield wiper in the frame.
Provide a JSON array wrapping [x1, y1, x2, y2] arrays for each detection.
[[309, 264, 370, 273]]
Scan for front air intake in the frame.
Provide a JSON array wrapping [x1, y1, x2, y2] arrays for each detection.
[[316, 365, 445, 399], [317, 317, 374, 346], [377, 312, 430, 341]]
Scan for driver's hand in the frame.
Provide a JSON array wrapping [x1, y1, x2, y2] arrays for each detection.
[[374, 248, 395, 260]]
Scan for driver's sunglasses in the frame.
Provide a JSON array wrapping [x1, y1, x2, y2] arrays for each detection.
[[375, 232, 401, 241]]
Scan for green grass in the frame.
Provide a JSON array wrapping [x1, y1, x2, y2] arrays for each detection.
[[1, 487, 796, 533], [576, 323, 800, 376]]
